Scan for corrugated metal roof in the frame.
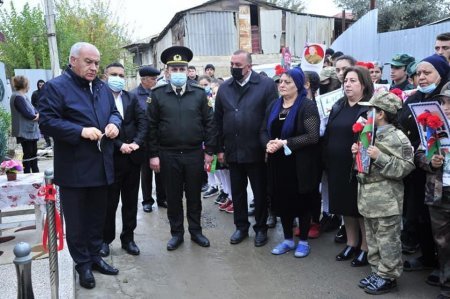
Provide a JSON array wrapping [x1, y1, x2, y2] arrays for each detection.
[[260, 9, 282, 54], [184, 11, 238, 56]]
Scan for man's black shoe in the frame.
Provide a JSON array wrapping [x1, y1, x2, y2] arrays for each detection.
[[167, 236, 184, 251], [321, 214, 341, 232], [122, 241, 140, 255], [230, 230, 248, 244], [358, 272, 376, 288], [157, 201, 168, 208], [364, 275, 397, 295], [143, 203, 153, 213], [92, 259, 119, 275], [254, 230, 268, 247], [99, 242, 110, 257], [78, 268, 95, 289], [334, 225, 347, 243], [191, 233, 210, 247]]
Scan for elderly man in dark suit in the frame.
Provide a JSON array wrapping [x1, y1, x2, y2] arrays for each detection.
[[100, 62, 147, 257], [130, 65, 167, 213], [215, 50, 278, 247], [39, 42, 122, 290]]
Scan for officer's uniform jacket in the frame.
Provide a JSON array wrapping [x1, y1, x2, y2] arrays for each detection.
[[147, 82, 217, 157], [357, 125, 415, 218]]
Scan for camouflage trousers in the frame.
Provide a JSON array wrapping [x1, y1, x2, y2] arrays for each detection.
[[364, 215, 402, 279], [429, 204, 450, 295]]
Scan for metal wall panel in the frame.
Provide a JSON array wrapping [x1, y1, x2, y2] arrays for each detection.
[[155, 29, 173, 68], [331, 9, 450, 80], [260, 9, 282, 54], [286, 12, 335, 57], [185, 11, 238, 56]]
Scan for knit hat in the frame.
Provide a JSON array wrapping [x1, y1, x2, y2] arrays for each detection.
[[420, 54, 450, 80], [439, 82, 450, 98]]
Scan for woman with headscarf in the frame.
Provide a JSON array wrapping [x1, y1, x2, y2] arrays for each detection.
[[260, 67, 320, 258], [399, 54, 450, 276]]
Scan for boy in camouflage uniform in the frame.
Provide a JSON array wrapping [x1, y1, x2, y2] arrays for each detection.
[[351, 91, 415, 295], [416, 82, 450, 299]]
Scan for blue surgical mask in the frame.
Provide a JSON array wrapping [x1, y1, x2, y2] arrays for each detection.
[[170, 72, 187, 87], [107, 76, 125, 92], [418, 83, 437, 94], [205, 86, 211, 94]]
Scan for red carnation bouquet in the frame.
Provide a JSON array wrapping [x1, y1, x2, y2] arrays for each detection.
[[352, 109, 376, 174], [417, 111, 444, 159]]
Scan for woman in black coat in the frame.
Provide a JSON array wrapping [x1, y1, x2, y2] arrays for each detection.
[[324, 66, 374, 266], [260, 67, 320, 258]]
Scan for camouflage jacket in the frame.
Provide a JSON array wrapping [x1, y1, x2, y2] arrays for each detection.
[[357, 125, 415, 218], [415, 148, 450, 208]]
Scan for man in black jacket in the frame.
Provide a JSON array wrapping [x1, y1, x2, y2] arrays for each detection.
[[130, 65, 167, 213], [214, 50, 278, 247], [147, 46, 217, 251], [100, 62, 148, 257]]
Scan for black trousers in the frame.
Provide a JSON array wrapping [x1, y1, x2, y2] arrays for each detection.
[[104, 155, 140, 244], [160, 149, 203, 236], [60, 186, 108, 271], [141, 154, 166, 205], [20, 140, 39, 173], [229, 162, 268, 233]]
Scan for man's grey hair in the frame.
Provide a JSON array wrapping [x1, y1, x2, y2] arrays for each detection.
[[233, 50, 252, 65], [69, 42, 100, 63]]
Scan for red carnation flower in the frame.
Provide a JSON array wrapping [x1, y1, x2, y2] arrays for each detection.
[[352, 122, 364, 133], [390, 88, 404, 100], [427, 115, 444, 129], [417, 112, 430, 126]]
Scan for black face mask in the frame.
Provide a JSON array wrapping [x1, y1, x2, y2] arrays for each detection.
[[230, 67, 244, 81]]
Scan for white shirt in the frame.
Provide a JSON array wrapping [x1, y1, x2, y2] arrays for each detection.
[[114, 92, 124, 119], [236, 71, 252, 87]]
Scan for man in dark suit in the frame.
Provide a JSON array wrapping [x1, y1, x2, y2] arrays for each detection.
[[100, 62, 147, 257], [215, 50, 278, 247], [130, 65, 167, 213], [39, 42, 122, 289]]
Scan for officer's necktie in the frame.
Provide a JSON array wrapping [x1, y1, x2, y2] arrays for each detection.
[[176, 87, 182, 96]]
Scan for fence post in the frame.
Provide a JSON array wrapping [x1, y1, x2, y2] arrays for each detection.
[[44, 169, 59, 299], [13, 242, 34, 299]]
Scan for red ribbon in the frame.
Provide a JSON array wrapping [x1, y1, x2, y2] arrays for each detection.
[[39, 184, 64, 252]]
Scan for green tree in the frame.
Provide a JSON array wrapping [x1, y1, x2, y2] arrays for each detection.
[[334, 0, 450, 32], [0, 0, 131, 76], [0, 3, 50, 76], [264, 0, 305, 12]]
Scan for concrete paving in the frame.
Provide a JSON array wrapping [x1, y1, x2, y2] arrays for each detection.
[[77, 199, 438, 299], [2, 155, 438, 298]]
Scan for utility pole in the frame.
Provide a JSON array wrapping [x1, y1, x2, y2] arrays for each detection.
[[43, 0, 61, 78]]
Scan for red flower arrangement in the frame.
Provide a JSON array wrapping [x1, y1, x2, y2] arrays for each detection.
[[417, 111, 444, 159], [356, 61, 375, 69], [390, 88, 405, 101], [274, 64, 286, 76], [352, 122, 364, 133]]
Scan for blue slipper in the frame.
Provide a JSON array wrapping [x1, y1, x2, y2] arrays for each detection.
[[294, 243, 310, 258], [271, 241, 295, 255]]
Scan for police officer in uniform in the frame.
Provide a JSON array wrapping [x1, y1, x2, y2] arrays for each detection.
[[147, 46, 217, 251], [130, 66, 167, 213]]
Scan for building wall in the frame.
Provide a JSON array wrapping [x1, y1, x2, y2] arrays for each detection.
[[260, 8, 282, 54], [286, 12, 335, 57], [184, 11, 238, 56], [331, 9, 450, 81]]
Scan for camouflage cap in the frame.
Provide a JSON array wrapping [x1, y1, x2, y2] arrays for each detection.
[[319, 66, 338, 82], [406, 61, 419, 77], [439, 82, 450, 98], [358, 91, 402, 114], [390, 54, 415, 67]]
